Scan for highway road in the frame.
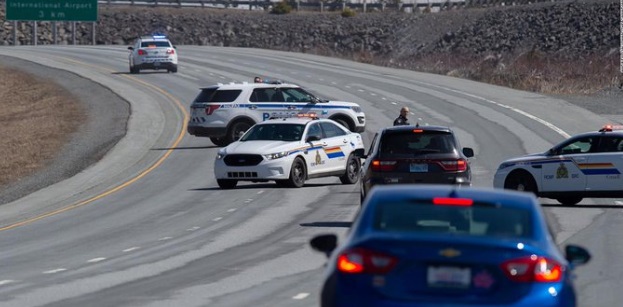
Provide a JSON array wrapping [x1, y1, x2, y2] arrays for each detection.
[[0, 46, 620, 306]]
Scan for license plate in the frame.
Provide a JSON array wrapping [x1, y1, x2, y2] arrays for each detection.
[[410, 163, 428, 172], [427, 266, 470, 288]]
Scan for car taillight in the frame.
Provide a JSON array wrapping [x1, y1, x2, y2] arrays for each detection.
[[137, 49, 147, 56], [433, 197, 473, 206], [337, 248, 398, 274], [167, 49, 175, 55], [501, 255, 563, 282], [205, 105, 221, 115], [438, 159, 467, 172], [371, 160, 397, 172]]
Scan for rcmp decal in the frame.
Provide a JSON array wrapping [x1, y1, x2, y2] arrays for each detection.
[[324, 146, 345, 159], [311, 150, 325, 167], [556, 163, 569, 179]]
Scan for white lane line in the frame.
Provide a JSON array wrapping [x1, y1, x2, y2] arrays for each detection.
[[319, 78, 325, 81], [158, 236, 173, 241], [357, 89, 365, 92], [213, 217, 223, 221], [391, 101, 397, 105], [345, 85, 351, 88], [219, 76, 226, 79], [227, 208, 237, 212], [244, 199, 253, 203], [370, 93, 377, 96], [331, 82, 337, 85], [257, 190, 264, 194], [187, 226, 201, 231], [306, 75, 312, 78], [382, 97, 387, 100], [292, 293, 310, 300], [123, 247, 140, 252], [0, 280, 15, 286], [87, 258, 106, 263], [43, 268, 67, 274]]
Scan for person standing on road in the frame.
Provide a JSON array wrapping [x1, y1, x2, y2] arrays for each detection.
[[393, 106, 410, 126], [254, 76, 263, 83]]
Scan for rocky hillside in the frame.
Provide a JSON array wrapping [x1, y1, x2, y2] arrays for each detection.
[[0, 2, 619, 61]]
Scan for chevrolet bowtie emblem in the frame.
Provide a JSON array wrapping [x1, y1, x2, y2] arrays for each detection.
[[439, 248, 461, 258]]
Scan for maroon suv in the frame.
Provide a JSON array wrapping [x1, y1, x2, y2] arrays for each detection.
[[360, 125, 474, 204]]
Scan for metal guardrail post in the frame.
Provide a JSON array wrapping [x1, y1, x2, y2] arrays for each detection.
[[92, 22, 96, 45], [53, 22, 57, 45], [32, 22, 37, 46], [72, 22, 76, 45], [13, 21, 17, 46]]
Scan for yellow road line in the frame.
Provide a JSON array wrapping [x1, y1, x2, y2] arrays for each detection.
[[0, 56, 189, 231]]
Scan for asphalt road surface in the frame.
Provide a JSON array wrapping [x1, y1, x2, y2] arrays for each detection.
[[0, 46, 621, 307]]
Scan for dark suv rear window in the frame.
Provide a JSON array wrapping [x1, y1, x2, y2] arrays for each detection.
[[374, 200, 532, 238], [193, 89, 241, 103], [380, 131, 455, 157]]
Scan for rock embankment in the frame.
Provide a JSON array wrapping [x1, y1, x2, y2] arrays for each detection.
[[0, 2, 618, 61]]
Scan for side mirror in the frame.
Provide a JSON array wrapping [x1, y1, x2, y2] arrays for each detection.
[[310, 234, 337, 258], [306, 135, 321, 143], [547, 148, 557, 156], [462, 147, 474, 158], [127, 46, 134, 51], [565, 244, 591, 266]]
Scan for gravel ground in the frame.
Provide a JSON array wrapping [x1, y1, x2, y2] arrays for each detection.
[[0, 57, 129, 205]]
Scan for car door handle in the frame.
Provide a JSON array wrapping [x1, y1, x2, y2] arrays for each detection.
[[531, 164, 542, 169], [343, 139, 348, 143], [287, 105, 297, 110], [574, 158, 587, 163]]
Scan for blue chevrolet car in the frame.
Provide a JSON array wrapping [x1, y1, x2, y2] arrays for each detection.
[[311, 185, 590, 307]]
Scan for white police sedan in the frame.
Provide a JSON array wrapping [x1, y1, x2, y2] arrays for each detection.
[[214, 116, 365, 189], [494, 125, 623, 205]]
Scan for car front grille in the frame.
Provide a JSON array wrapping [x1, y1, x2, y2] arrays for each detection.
[[224, 154, 263, 166], [228, 172, 258, 178]]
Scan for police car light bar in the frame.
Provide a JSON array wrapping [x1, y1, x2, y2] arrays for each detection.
[[152, 35, 167, 39], [600, 124, 623, 132]]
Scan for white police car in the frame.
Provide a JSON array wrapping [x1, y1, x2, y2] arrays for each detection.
[[128, 35, 178, 74], [214, 116, 365, 189], [187, 81, 366, 146], [494, 125, 623, 205]]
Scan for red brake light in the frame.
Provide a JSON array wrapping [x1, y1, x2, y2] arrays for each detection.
[[501, 255, 563, 283], [433, 197, 473, 206], [337, 248, 398, 274], [137, 49, 147, 56], [371, 160, 397, 172], [438, 159, 467, 172], [205, 105, 221, 115], [167, 49, 175, 55], [413, 129, 423, 133]]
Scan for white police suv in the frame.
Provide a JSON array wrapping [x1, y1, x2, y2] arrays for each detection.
[[187, 81, 366, 146], [214, 116, 365, 189], [494, 125, 623, 205], [128, 35, 178, 74]]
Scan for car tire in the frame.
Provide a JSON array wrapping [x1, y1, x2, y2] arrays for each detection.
[[217, 179, 238, 189], [210, 137, 228, 147], [225, 120, 254, 145], [339, 153, 360, 184], [504, 171, 537, 194], [330, 116, 353, 132], [286, 157, 306, 188], [169, 65, 178, 73], [556, 197, 583, 206]]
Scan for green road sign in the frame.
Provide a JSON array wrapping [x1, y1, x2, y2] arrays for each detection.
[[6, 0, 98, 22]]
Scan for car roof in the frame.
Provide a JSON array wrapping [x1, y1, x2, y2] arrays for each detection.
[[379, 125, 453, 134], [257, 117, 322, 125], [363, 185, 539, 210], [200, 82, 299, 90]]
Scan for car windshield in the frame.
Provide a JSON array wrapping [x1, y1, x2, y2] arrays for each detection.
[[240, 124, 304, 142], [380, 131, 455, 157], [373, 200, 533, 238]]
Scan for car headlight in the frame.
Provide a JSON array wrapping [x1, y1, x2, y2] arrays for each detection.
[[216, 150, 226, 160], [351, 106, 362, 113], [264, 151, 289, 160]]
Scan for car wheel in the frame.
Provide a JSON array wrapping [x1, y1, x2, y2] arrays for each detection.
[[339, 153, 360, 184], [330, 116, 353, 132], [556, 197, 583, 205], [169, 65, 178, 73], [504, 171, 537, 194], [225, 120, 254, 145], [217, 179, 237, 189], [210, 137, 228, 147], [287, 157, 306, 188]]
